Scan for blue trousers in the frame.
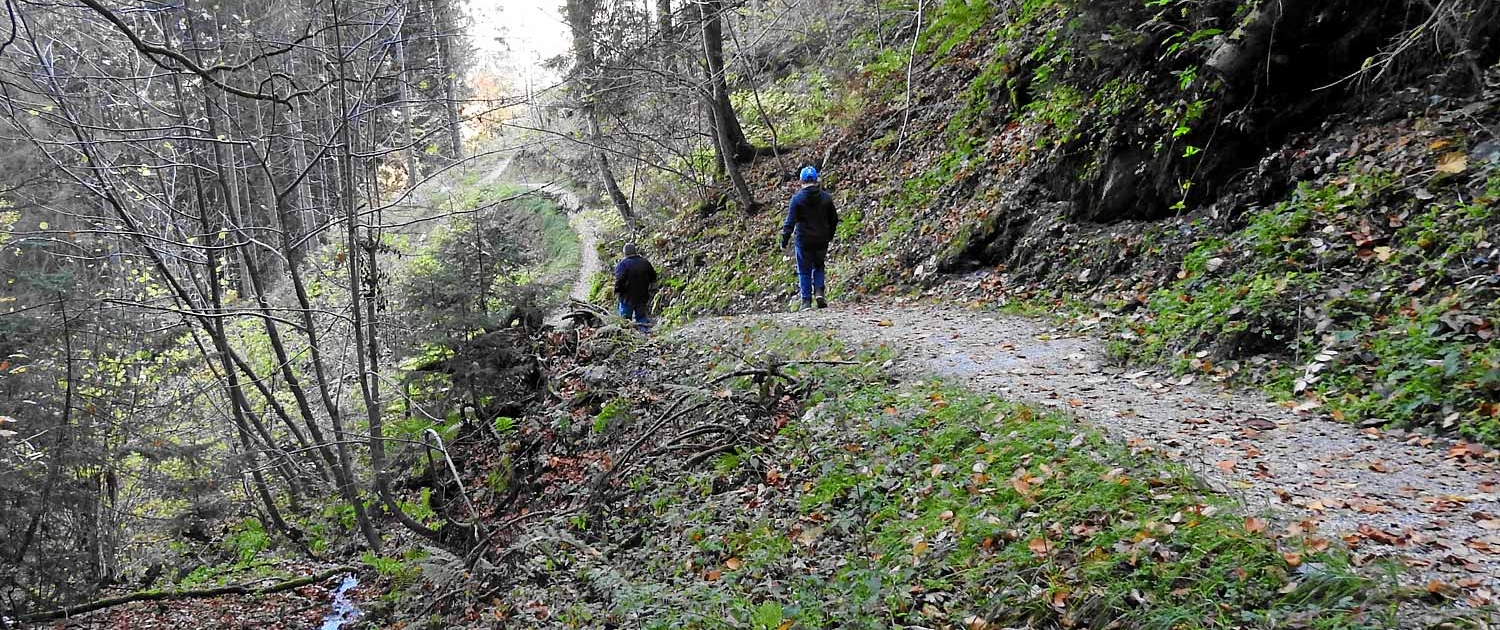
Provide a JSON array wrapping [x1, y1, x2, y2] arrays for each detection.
[[617, 299, 651, 330], [795, 241, 828, 302]]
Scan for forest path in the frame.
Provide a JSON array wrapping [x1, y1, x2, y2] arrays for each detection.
[[677, 301, 1500, 594], [477, 157, 604, 310]]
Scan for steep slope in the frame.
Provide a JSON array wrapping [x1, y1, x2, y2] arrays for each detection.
[[646, 0, 1500, 442]]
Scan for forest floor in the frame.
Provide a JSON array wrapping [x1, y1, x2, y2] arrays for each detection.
[[676, 300, 1500, 599]]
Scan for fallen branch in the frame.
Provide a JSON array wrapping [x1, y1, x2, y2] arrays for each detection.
[[19, 566, 355, 622], [685, 442, 742, 468], [709, 359, 857, 386]]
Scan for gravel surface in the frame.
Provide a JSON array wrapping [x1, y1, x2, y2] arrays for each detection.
[[677, 300, 1500, 593]]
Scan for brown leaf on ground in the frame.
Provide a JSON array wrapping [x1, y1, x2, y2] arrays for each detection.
[[1356, 523, 1408, 546], [1436, 151, 1469, 174], [1243, 418, 1277, 431]]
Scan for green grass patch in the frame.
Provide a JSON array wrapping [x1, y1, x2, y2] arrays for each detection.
[[556, 326, 1397, 629]]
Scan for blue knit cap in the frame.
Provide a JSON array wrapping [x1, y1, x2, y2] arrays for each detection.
[[799, 166, 818, 182]]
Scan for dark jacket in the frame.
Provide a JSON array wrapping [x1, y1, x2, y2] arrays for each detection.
[[613, 254, 657, 308], [781, 185, 838, 248]]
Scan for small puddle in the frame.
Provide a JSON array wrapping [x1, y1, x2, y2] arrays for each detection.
[[319, 575, 361, 630]]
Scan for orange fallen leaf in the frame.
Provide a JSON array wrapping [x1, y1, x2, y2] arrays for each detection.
[[912, 540, 930, 561], [1282, 551, 1303, 567], [1244, 517, 1268, 534], [724, 557, 743, 570], [1012, 478, 1032, 496], [1028, 537, 1052, 556], [1050, 587, 1070, 608]]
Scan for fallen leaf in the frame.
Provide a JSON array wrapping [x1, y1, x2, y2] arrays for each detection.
[[1282, 551, 1303, 567], [1244, 517, 1268, 534], [724, 557, 742, 570], [1050, 588, 1070, 608], [912, 540, 930, 561], [796, 526, 824, 546], [1357, 523, 1407, 546], [1243, 418, 1277, 431], [1012, 478, 1032, 497], [1028, 537, 1052, 556], [1437, 151, 1469, 174]]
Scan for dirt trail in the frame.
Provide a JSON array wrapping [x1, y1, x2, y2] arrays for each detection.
[[383, 156, 602, 321], [678, 302, 1500, 592], [478, 158, 603, 307], [502, 181, 602, 310]]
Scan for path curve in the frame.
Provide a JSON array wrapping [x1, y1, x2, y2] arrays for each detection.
[[477, 156, 604, 309], [678, 302, 1500, 593]]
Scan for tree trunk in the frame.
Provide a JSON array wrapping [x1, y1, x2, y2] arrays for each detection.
[[699, 0, 756, 210], [657, 0, 673, 68], [330, 0, 385, 552], [698, 0, 756, 163], [589, 106, 637, 227], [567, 0, 638, 227], [397, 36, 421, 188], [432, 0, 464, 160]]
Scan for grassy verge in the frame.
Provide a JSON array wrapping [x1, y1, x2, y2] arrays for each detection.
[[498, 325, 1397, 629]]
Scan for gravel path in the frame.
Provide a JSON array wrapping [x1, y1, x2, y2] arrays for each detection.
[[678, 301, 1500, 594]]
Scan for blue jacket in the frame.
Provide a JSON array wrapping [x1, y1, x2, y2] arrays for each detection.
[[613, 255, 657, 307], [781, 185, 838, 248]]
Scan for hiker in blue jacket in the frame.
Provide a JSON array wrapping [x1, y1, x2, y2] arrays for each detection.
[[779, 166, 838, 310], [614, 243, 657, 331]]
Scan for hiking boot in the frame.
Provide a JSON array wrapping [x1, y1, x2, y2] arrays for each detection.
[[815, 296, 828, 309], [799, 300, 813, 311]]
